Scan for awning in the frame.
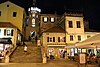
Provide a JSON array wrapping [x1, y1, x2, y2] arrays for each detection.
[[76, 44, 96, 48], [0, 38, 12, 44], [75, 34, 100, 48]]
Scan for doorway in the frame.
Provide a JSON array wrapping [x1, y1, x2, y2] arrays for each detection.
[[59, 49, 65, 58]]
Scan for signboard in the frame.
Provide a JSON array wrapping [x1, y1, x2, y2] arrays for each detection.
[[79, 53, 86, 64]]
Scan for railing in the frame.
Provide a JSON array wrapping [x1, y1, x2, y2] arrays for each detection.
[[4, 45, 17, 63]]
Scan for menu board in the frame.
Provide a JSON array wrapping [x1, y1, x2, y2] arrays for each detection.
[[79, 53, 86, 64]]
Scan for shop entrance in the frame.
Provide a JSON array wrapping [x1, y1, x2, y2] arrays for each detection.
[[48, 48, 55, 59], [59, 49, 65, 58]]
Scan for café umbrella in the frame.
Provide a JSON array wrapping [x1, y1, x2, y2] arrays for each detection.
[[75, 34, 100, 48]]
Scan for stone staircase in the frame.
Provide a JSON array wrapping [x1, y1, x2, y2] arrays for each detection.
[[10, 42, 42, 63]]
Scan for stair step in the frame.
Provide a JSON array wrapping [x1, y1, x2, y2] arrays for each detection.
[[10, 44, 42, 63]]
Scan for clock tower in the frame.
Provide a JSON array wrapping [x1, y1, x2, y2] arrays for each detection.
[[25, 0, 41, 42]]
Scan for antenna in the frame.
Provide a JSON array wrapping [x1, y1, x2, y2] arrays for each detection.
[[33, 0, 36, 6]]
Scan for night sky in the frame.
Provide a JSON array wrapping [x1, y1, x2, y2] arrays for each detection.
[[0, 0, 100, 31]]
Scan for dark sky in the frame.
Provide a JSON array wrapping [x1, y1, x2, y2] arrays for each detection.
[[0, 0, 100, 31]]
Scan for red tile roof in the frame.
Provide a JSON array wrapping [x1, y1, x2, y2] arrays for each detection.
[[0, 22, 18, 28], [44, 26, 66, 33]]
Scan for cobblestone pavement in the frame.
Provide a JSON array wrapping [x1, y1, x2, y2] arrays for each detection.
[[0, 59, 97, 67]]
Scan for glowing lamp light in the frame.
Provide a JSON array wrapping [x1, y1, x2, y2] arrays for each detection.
[[28, 7, 41, 12]]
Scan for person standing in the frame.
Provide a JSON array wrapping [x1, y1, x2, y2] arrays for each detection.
[[24, 45, 27, 52]]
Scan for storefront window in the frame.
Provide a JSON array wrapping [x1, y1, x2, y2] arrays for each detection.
[[78, 48, 82, 54], [58, 37, 65, 42], [4, 29, 13, 36], [70, 48, 74, 56], [48, 48, 54, 56], [97, 49, 100, 57]]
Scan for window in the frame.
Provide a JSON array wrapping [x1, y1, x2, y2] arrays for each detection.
[[43, 17, 48, 22], [4, 29, 13, 36], [50, 17, 55, 23], [64, 37, 66, 42], [47, 37, 55, 42], [76, 21, 81, 28], [47, 37, 49, 42], [7, 5, 9, 7], [78, 35, 81, 41], [32, 18, 35, 27], [11, 30, 13, 36], [58, 37, 60, 42], [70, 35, 73, 41], [0, 11, 1, 16], [53, 37, 55, 42], [32, 13, 35, 17], [7, 30, 10, 36], [69, 21, 73, 28], [87, 35, 90, 38], [58, 37, 65, 42], [4, 29, 6, 36], [50, 38, 52, 42], [13, 12, 17, 17]]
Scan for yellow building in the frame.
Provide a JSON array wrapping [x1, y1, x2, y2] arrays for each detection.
[[0, 22, 20, 47], [40, 11, 100, 59], [0, 1, 26, 34], [40, 26, 66, 58]]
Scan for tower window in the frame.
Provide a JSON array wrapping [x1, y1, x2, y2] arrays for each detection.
[[32, 18, 35, 27]]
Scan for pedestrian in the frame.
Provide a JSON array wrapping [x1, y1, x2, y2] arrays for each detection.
[[28, 36, 31, 41], [24, 45, 27, 52]]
